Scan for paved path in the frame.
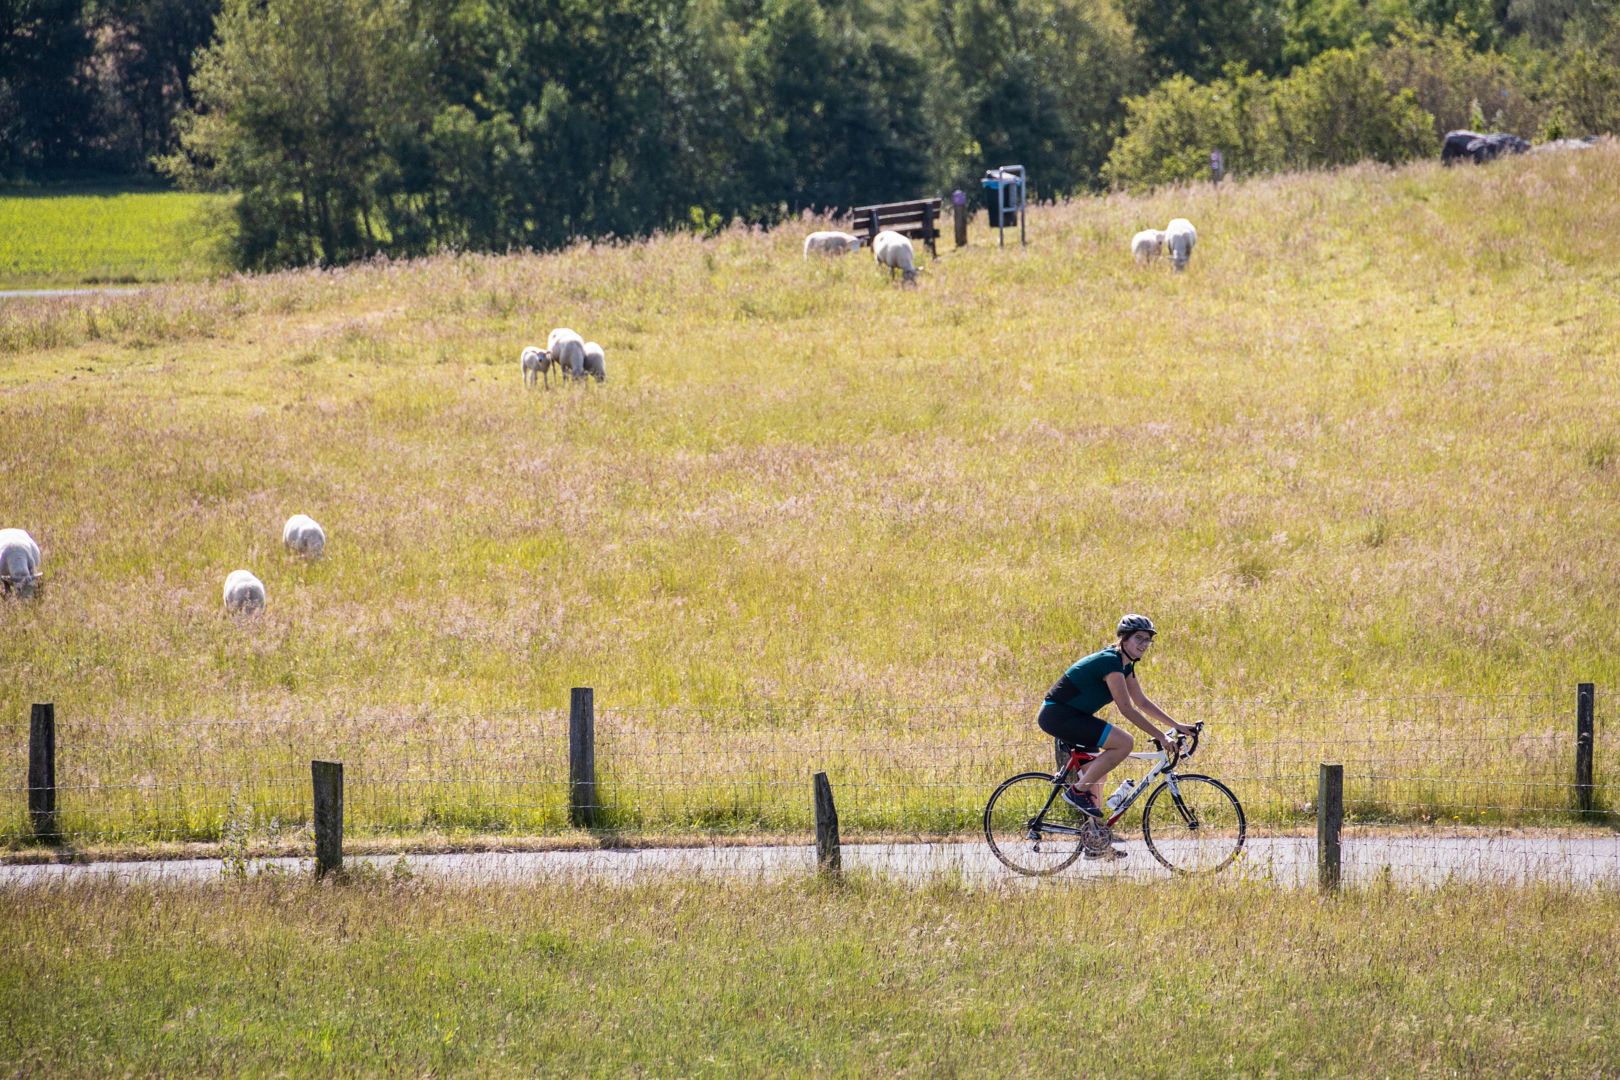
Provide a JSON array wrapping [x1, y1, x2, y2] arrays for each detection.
[[4, 835, 1617, 888], [0, 287, 146, 299]]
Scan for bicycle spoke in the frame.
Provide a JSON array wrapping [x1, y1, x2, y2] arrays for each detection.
[[984, 773, 1085, 876], [1142, 774, 1246, 875]]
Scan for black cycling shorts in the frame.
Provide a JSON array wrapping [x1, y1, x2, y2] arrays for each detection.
[[1036, 700, 1115, 751]]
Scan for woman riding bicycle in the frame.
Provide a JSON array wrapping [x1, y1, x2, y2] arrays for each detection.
[[1038, 614, 1196, 829]]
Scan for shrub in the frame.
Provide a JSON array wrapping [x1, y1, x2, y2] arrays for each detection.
[[1372, 22, 1547, 139], [1103, 48, 1435, 190]]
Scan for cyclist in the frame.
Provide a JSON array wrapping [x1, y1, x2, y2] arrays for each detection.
[[1038, 614, 1196, 838]]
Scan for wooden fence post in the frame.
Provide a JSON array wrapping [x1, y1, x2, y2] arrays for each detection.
[[312, 760, 343, 877], [813, 771, 841, 875], [1576, 682, 1595, 817], [28, 703, 58, 843], [953, 198, 968, 248], [1318, 763, 1343, 893], [569, 687, 597, 829]]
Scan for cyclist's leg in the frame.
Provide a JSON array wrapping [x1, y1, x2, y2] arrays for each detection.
[[1077, 723, 1135, 800]]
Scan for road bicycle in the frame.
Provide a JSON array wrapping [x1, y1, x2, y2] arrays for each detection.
[[983, 722, 1246, 876]]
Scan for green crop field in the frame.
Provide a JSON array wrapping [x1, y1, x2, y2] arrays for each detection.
[[2, 873, 1617, 1077], [1, 149, 1618, 847], [0, 188, 233, 288]]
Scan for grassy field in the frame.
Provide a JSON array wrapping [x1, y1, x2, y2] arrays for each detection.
[[0, 188, 233, 288], [1, 873, 1616, 1077], [1, 148, 1618, 845]]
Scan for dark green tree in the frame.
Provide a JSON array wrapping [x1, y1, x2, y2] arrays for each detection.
[[0, 0, 97, 176], [1123, 0, 1287, 80], [162, 0, 435, 267], [926, 0, 1146, 195]]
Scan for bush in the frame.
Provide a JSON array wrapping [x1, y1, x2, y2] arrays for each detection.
[[1372, 22, 1547, 140], [1103, 48, 1435, 190], [1554, 10, 1620, 135]]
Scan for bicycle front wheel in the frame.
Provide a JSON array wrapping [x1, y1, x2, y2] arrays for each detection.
[[984, 772, 1085, 876], [1141, 774, 1246, 874]]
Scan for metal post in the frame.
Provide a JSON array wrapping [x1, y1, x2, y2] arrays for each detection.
[[813, 771, 841, 875], [312, 760, 343, 877], [1576, 682, 1595, 816], [28, 703, 57, 843], [569, 687, 597, 829], [1318, 763, 1343, 893]]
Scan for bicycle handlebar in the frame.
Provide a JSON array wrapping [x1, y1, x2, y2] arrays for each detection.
[[1151, 721, 1203, 762]]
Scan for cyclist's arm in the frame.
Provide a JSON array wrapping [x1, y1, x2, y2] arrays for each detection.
[[1125, 674, 1192, 733], [1105, 671, 1165, 740]]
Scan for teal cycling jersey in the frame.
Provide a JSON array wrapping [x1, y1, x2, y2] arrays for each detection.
[[1044, 646, 1134, 715]]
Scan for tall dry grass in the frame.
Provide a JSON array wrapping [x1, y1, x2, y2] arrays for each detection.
[[2, 873, 1617, 1076], [1, 148, 1617, 845]]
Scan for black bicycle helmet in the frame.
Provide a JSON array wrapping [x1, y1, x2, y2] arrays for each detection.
[[1116, 613, 1157, 638]]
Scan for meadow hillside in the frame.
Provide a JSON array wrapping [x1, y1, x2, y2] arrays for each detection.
[[1, 147, 1617, 734]]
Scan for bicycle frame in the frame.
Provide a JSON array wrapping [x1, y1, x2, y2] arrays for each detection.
[[1036, 741, 1190, 836]]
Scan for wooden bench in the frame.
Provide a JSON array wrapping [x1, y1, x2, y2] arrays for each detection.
[[851, 198, 942, 257]]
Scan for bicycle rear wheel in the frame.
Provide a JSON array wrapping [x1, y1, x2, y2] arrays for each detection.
[[1141, 774, 1246, 874], [984, 772, 1087, 876]]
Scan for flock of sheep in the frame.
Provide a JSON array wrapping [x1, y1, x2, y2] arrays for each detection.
[[3, 215, 1209, 603], [511, 217, 1195, 383], [217, 513, 329, 613], [0, 516, 326, 615], [804, 228, 920, 284], [1130, 218, 1198, 270], [519, 328, 606, 388], [800, 216, 1199, 284]]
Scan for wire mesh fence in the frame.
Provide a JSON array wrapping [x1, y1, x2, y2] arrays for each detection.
[[2, 689, 1616, 885]]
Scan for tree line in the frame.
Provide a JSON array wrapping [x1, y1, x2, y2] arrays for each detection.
[[5, 0, 1618, 268]]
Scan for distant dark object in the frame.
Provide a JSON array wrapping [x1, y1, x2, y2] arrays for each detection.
[[1441, 130, 1532, 165]]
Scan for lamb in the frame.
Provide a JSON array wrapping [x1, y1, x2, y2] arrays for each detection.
[[1131, 229, 1164, 265], [520, 345, 552, 388], [872, 230, 918, 285], [222, 569, 266, 614], [0, 528, 42, 597], [803, 231, 862, 259], [582, 341, 606, 382], [547, 328, 586, 380], [282, 514, 326, 558], [1164, 218, 1197, 271]]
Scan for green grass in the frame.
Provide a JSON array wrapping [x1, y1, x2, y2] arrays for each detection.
[[2, 873, 1616, 1077], [2, 149, 1619, 846], [0, 188, 233, 288]]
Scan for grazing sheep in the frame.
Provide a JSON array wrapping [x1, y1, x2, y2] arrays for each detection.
[[0, 528, 42, 597], [803, 231, 862, 259], [222, 569, 266, 614], [582, 341, 606, 382], [547, 328, 586, 380], [1131, 229, 1164, 265], [520, 345, 552, 388], [1164, 218, 1197, 271], [282, 514, 326, 558], [872, 230, 918, 285]]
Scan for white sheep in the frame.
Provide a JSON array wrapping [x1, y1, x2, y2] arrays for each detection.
[[582, 341, 606, 382], [872, 230, 918, 285], [803, 231, 862, 259], [222, 569, 266, 614], [1164, 218, 1197, 271], [547, 328, 586, 380], [0, 528, 42, 597], [1131, 229, 1164, 265], [282, 514, 326, 558], [520, 345, 553, 388]]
